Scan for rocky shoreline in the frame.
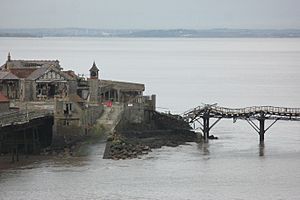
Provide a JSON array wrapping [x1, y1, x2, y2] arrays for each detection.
[[1, 110, 201, 165], [102, 110, 203, 160], [103, 129, 200, 160]]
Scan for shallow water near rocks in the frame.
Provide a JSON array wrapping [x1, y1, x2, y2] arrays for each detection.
[[1, 129, 300, 200]]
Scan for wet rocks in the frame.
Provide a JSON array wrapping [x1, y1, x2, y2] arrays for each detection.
[[39, 144, 77, 157], [103, 139, 151, 160], [208, 135, 218, 140], [103, 111, 200, 160], [103, 129, 199, 160]]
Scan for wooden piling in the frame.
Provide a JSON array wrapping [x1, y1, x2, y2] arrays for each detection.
[[11, 148, 15, 163], [16, 146, 19, 162], [23, 129, 28, 157], [32, 128, 36, 153]]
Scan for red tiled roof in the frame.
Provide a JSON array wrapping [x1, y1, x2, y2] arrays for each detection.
[[0, 92, 9, 102], [1, 60, 61, 69], [9, 68, 37, 78], [63, 70, 78, 79], [0, 71, 19, 80]]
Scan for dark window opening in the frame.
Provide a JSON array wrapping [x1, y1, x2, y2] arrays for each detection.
[[63, 103, 73, 115]]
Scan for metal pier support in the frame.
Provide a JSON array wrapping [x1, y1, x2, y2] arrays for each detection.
[[259, 116, 265, 143], [246, 112, 279, 143], [183, 104, 300, 145], [203, 115, 210, 142], [199, 112, 221, 143]]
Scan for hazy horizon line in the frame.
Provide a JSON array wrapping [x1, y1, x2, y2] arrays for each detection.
[[1, 27, 300, 31]]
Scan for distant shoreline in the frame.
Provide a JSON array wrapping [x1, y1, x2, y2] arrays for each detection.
[[1, 36, 300, 39], [1, 28, 300, 38]]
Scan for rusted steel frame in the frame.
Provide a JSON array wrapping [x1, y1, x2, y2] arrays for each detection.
[[246, 118, 260, 134], [265, 118, 279, 133], [209, 118, 222, 131], [189, 114, 199, 123], [194, 118, 204, 132], [195, 118, 204, 127]]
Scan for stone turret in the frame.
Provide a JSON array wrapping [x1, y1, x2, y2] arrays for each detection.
[[89, 61, 99, 79], [4, 52, 12, 70], [88, 62, 100, 102], [7, 52, 11, 62]]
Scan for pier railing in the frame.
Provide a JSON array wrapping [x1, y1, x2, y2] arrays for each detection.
[[211, 106, 300, 115], [183, 104, 300, 120]]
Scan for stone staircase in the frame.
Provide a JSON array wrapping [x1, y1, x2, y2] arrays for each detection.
[[96, 103, 124, 134]]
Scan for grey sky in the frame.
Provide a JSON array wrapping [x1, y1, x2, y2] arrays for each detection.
[[0, 0, 300, 29]]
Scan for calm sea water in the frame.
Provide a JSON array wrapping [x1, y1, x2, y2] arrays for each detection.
[[0, 37, 300, 200]]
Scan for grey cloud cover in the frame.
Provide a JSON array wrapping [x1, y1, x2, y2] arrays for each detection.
[[0, 0, 299, 29]]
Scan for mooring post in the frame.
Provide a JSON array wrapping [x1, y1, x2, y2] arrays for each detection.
[[16, 145, 19, 162], [259, 112, 265, 143]]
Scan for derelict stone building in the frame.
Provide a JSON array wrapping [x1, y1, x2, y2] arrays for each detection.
[[0, 53, 77, 101], [0, 53, 148, 144], [0, 53, 145, 104]]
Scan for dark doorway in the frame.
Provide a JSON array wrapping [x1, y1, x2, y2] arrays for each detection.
[[49, 84, 56, 97]]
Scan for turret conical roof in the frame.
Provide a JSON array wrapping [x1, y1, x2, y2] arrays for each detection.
[[89, 61, 99, 72]]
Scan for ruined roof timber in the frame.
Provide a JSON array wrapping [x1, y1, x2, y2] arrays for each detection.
[[100, 79, 145, 92]]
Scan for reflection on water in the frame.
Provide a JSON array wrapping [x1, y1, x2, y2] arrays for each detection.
[[198, 140, 266, 157], [1, 127, 300, 200], [198, 142, 210, 155], [259, 142, 265, 157]]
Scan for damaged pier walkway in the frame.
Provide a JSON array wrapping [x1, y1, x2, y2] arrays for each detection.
[[182, 104, 300, 143], [0, 110, 54, 157]]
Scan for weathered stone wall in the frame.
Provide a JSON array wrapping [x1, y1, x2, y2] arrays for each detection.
[[68, 80, 78, 96], [0, 102, 9, 112], [23, 80, 34, 101], [143, 94, 156, 111], [116, 94, 157, 126], [122, 102, 145, 124], [0, 83, 7, 97], [115, 94, 159, 131], [31, 81, 36, 101], [19, 79, 25, 101], [88, 79, 99, 102], [53, 99, 103, 146]]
